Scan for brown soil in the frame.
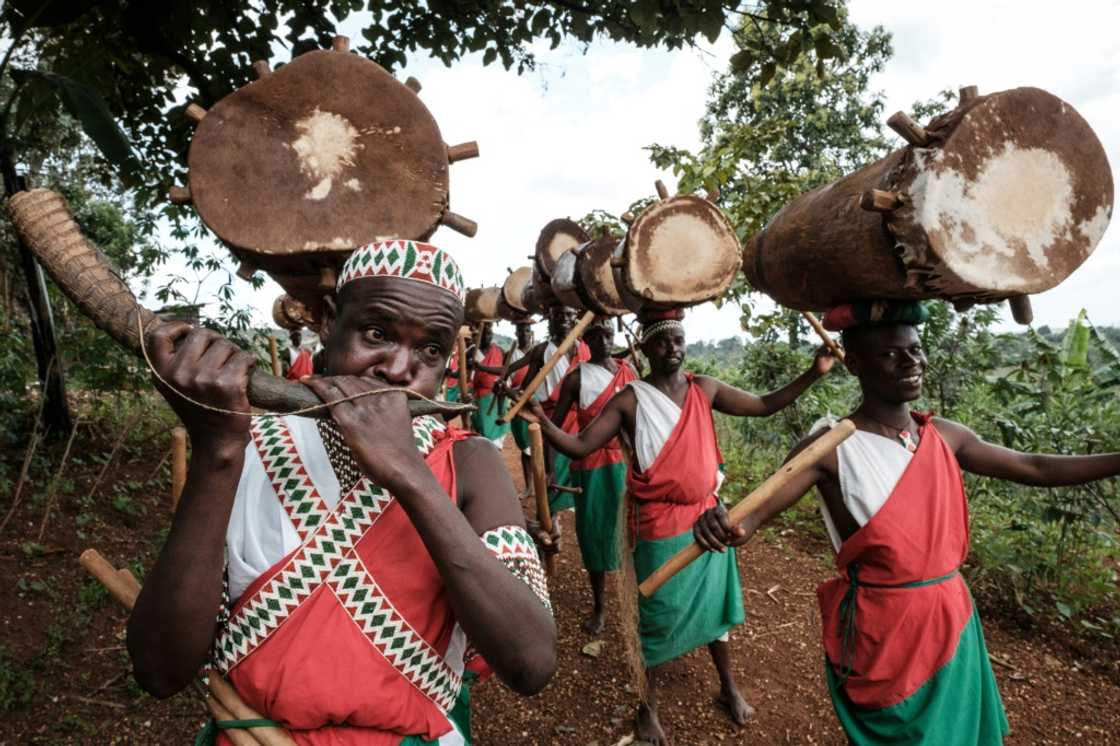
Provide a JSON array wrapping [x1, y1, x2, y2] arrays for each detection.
[[1, 424, 1117, 744]]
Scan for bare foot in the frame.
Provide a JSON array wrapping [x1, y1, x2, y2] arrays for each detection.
[[715, 686, 755, 726], [581, 607, 605, 635], [636, 701, 671, 745]]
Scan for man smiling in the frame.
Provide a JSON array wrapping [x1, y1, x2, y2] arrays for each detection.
[[127, 240, 556, 745], [692, 300, 1120, 745]]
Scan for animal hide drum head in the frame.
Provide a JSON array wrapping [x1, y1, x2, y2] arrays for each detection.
[[502, 266, 534, 313], [623, 195, 741, 307], [535, 218, 590, 279], [188, 49, 449, 273], [890, 86, 1113, 298], [576, 236, 629, 316]]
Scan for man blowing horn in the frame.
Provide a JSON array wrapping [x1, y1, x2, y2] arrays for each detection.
[[692, 301, 1120, 745], [127, 240, 557, 744], [526, 308, 834, 745]]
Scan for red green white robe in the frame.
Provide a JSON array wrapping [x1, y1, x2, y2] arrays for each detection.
[[537, 340, 590, 513], [469, 344, 510, 447], [626, 376, 744, 667], [571, 361, 637, 573], [815, 413, 1008, 744], [509, 348, 531, 454], [214, 415, 551, 745]]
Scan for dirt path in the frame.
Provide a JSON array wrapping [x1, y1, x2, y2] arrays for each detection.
[[474, 440, 1120, 745]]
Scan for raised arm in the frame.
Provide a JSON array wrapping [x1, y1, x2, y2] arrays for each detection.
[[304, 376, 556, 695], [550, 367, 580, 427], [701, 347, 833, 418], [526, 387, 632, 459], [127, 324, 258, 698], [935, 417, 1120, 487]]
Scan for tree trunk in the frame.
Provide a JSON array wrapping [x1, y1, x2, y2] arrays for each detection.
[[1, 149, 72, 435]]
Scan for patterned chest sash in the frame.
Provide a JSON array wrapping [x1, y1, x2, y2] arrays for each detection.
[[213, 415, 463, 713]]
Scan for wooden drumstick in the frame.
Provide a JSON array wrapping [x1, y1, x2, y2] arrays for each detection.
[[78, 549, 295, 746], [499, 310, 595, 424], [209, 675, 297, 746], [457, 329, 472, 404], [528, 423, 556, 576], [637, 419, 856, 597], [170, 427, 188, 510], [79, 549, 140, 608], [488, 342, 518, 415], [269, 337, 281, 377], [801, 311, 845, 362], [206, 696, 262, 746]]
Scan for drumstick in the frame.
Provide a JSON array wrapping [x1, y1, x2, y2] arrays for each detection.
[[619, 320, 643, 372], [78, 549, 296, 746], [456, 329, 472, 404], [637, 419, 856, 597], [801, 311, 845, 362], [499, 310, 595, 424], [268, 337, 281, 377], [528, 424, 556, 576], [487, 342, 518, 415], [206, 696, 263, 746], [549, 482, 583, 495]]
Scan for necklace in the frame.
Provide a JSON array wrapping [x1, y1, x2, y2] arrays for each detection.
[[857, 408, 919, 452]]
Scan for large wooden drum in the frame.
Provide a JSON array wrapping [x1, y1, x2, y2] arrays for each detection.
[[743, 87, 1114, 310], [614, 195, 742, 311], [502, 266, 534, 314], [534, 219, 589, 279], [465, 286, 502, 323], [576, 236, 630, 315]]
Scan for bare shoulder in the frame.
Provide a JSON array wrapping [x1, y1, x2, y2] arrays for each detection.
[[452, 435, 507, 474], [789, 424, 840, 476], [692, 374, 721, 395], [929, 415, 976, 451], [452, 435, 521, 527]]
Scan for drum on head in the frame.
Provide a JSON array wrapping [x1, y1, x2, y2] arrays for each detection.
[[465, 286, 502, 323], [575, 236, 630, 316], [534, 218, 589, 279], [502, 266, 534, 313]]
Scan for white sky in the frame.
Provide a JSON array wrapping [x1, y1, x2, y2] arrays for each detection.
[[144, 0, 1120, 343]]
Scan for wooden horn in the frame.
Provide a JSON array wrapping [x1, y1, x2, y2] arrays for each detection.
[[528, 423, 556, 576], [5, 189, 474, 419], [498, 310, 595, 424], [638, 419, 857, 597]]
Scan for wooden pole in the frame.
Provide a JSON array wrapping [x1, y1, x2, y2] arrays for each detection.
[[78, 550, 296, 746], [457, 330, 472, 403], [170, 427, 188, 510], [269, 336, 281, 377], [499, 310, 595, 425], [637, 419, 856, 597], [800, 311, 845, 362], [528, 423, 556, 575]]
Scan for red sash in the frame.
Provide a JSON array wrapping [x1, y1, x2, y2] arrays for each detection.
[[816, 414, 973, 709], [471, 344, 505, 398], [540, 342, 590, 435], [285, 349, 313, 380], [626, 378, 720, 541], [574, 361, 637, 471], [214, 417, 472, 745]]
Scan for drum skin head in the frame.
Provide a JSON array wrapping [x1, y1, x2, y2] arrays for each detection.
[[502, 266, 533, 312], [535, 218, 589, 278], [188, 50, 448, 267], [465, 286, 502, 323], [624, 195, 742, 306], [576, 236, 629, 315]]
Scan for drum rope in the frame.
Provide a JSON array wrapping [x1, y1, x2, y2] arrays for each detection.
[[137, 316, 441, 417]]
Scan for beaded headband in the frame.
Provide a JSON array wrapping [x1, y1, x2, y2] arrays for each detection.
[[337, 239, 465, 303], [640, 319, 685, 344]]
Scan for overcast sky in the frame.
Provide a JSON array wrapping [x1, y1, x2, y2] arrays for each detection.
[[145, 1, 1120, 343]]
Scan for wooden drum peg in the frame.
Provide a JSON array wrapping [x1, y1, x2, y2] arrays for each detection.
[[621, 211, 636, 225], [859, 189, 902, 213], [404, 76, 422, 94], [706, 185, 721, 204], [447, 141, 480, 163], [441, 211, 478, 238], [1009, 295, 1034, 325], [887, 111, 930, 147], [331, 35, 350, 52], [168, 184, 192, 205], [184, 103, 207, 125], [236, 260, 258, 281], [319, 266, 338, 291], [252, 60, 271, 79], [959, 85, 979, 103], [654, 180, 670, 200]]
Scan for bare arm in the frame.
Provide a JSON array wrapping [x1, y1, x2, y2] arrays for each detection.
[[936, 417, 1120, 487], [701, 347, 833, 418], [127, 324, 257, 698], [550, 367, 580, 427], [305, 377, 556, 695], [526, 388, 632, 459]]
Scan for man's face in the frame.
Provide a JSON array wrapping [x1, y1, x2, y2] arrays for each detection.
[[548, 307, 578, 341], [321, 277, 464, 398], [845, 324, 927, 404], [479, 323, 493, 348], [585, 326, 614, 361], [516, 323, 534, 348], [642, 328, 686, 374], [290, 331, 302, 348]]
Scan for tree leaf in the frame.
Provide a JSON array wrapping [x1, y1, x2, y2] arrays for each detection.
[[10, 68, 140, 181], [729, 49, 755, 73], [629, 0, 659, 34]]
